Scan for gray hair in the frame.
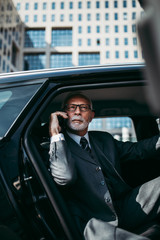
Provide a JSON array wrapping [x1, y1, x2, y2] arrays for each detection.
[[62, 92, 93, 110]]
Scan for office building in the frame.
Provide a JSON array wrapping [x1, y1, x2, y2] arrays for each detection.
[[10, 0, 144, 71], [0, 0, 24, 72]]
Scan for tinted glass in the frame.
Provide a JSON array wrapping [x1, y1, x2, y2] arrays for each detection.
[[0, 84, 41, 138], [89, 117, 136, 142]]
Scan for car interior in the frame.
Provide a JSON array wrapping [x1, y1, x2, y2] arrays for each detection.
[[22, 79, 160, 240]]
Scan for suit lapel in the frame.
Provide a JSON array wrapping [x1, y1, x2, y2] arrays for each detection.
[[89, 132, 130, 184], [65, 133, 97, 165]]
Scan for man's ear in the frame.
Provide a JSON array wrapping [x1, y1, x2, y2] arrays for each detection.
[[89, 110, 95, 122]]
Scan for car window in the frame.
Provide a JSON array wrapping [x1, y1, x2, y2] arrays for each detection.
[[0, 91, 12, 109], [0, 84, 41, 138], [89, 117, 136, 142]]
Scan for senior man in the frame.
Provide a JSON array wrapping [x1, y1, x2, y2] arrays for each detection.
[[49, 92, 160, 240]]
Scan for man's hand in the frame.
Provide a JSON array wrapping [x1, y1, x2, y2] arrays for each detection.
[[49, 112, 68, 136]]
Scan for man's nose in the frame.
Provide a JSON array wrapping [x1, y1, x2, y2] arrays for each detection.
[[74, 106, 81, 114]]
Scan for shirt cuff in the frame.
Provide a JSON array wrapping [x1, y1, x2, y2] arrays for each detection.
[[50, 133, 65, 143], [156, 136, 160, 150]]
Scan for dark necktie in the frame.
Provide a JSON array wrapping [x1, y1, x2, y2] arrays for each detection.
[[80, 137, 91, 154]]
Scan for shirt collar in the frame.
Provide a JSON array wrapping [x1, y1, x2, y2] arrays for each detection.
[[66, 131, 90, 146]]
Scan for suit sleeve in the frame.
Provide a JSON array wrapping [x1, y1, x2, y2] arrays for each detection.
[[49, 140, 77, 186], [114, 135, 160, 163]]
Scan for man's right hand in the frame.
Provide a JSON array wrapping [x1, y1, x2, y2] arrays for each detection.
[[49, 112, 68, 136]]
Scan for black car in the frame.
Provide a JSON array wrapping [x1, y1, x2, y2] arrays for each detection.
[[0, 64, 159, 240]]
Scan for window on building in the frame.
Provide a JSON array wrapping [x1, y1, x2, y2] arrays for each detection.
[[43, 2, 47, 10], [25, 3, 29, 10], [87, 39, 91, 46], [24, 54, 46, 70], [2, 60, 5, 71], [132, 12, 136, 20], [6, 65, 10, 72], [24, 29, 46, 48], [105, 13, 109, 20], [52, 2, 55, 9], [123, 0, 127, 7], [134, 50, 138, 58], [97, 39, 100, 45], [115, 25, 118, 33], [16, 32, 19, 41], [125, 51, 129, 58], [60, 14, 64, 21], [7, 51, 10, 60], [114, 1, 118, 8], [8, 35, 11, 45], [106, 51, 110, 59], [4, 29, 7, 40], [25, 15, 29, 23], [105, 25, 109, 33], [78, 2, 82, 9], [78, 26, 82, 33], [105, 1, 109, 8], [96, 26, 100, 33], [124, 38, 128, 45], [132, 0, 136, 7], [43, 15, 46, 22], [78, 14, 82, 21], [114, 13, 118, 20], [34, 3, 38, 10], [106, 38, 109, 45], [87, 1, 91, 8], [124, 25, 128, 32], [16, 16, 20, 23], [78, 39, 82, 46], [0, 39, 2, 49], [10, 56, 16, 73], [3, 44, 6, 55], [50, 53, 72, 68], [115, 38, 119, 45], [115, 51, 119, 58], [12, 28, 15, 36], [133, 37, 137, 45], [123, 12, 127, 20], [69, 2, 73, 9], [96, 1, 100, 8], [51, 14, 55, 21], [69, 14, 73, 21], [51, 29, 72, 46], [79, 53, 100, 66], [16, 3, 20, 11], [87, 26, 91, 33], [33, 15, 38, 22], [132, 24, 136, 33], [7, 3, 12, 11], [87, 14, 91, 21], [96, 13, 100, 21], [60, 2, 64, 9]]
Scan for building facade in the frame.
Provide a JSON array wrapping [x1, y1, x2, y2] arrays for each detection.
[[0, 0, 24, 73], [10, 0, 144, 71]]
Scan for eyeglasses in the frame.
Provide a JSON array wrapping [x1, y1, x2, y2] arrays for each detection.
[[65, 104, 91, 112]]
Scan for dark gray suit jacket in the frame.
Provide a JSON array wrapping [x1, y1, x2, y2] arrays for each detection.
[[49, 131, 159, 234]]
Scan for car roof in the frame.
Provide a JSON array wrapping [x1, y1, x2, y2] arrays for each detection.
[[0, 63, 145, 86]]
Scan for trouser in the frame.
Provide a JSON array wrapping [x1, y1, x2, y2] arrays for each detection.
[[84, 218, 149, 240], [117, 176, 160, 231], [84, 177, 160, 240]]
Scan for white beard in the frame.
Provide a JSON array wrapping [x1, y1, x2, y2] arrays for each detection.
[[67, 115, 89, 131]]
